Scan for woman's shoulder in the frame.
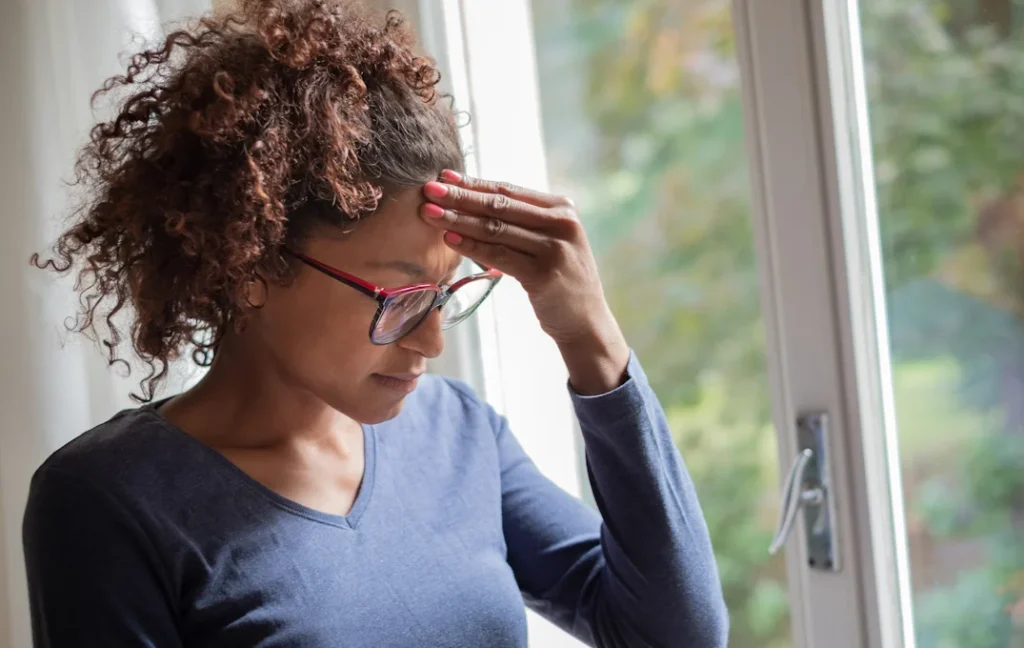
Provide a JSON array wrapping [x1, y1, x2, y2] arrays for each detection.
[[30, 405, 211, 507]]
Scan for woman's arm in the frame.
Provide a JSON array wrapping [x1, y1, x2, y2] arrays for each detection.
[[420, 171, 728, 646], [494, 353, 728, 648], [22, 467, 183, 648]]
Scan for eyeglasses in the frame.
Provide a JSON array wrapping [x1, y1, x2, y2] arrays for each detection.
[[285, 249, 502, 345]]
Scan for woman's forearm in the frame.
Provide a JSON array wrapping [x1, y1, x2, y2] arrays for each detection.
[[570, 352, 729, 647]]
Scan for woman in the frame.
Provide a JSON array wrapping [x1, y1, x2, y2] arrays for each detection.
[[23, 1, 727, 646]]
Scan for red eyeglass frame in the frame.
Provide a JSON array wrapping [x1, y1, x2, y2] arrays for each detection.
[[284, 248, 503, 344]]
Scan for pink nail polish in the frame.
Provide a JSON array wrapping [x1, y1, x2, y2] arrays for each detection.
[[440, 169, 462, 182], [424, 182, 448, 198], [423, 203, 444, 218], [445, 231, 463, 245]]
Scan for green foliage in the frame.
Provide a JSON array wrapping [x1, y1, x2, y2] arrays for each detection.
[[916, 568, 1018, 648], [861, 4, 1024, 646], [861, 0, 1024, 289]]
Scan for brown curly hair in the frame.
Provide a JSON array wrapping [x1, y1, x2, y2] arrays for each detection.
[[32, 0, 465, 401]]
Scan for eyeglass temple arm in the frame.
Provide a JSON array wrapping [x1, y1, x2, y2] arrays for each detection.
[[282, 248, 381, 299]]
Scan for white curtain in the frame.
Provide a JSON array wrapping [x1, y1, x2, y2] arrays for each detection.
[[0, 1, 209, 645]]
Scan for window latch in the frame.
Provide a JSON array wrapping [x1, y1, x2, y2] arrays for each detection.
[[768, 412, 840, 572]]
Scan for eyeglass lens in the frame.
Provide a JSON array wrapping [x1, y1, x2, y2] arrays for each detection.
[[371, 276, 497, 344]]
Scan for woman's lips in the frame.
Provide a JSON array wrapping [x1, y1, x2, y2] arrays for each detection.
[[371, 373, 422, 393]]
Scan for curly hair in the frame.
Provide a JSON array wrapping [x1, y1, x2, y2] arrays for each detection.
[[32, 0, 465, 401]]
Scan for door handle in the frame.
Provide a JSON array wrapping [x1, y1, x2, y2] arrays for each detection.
[[768, 412, 840, 572]]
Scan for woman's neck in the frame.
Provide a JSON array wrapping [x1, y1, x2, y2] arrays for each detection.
[[159, 336, 362, 453]]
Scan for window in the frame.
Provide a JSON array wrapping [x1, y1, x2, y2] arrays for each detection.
[[855, 0, 1024, 643], [424, 0, 1024, 645]]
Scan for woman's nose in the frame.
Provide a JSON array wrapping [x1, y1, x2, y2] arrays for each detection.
[[397, 308, 445, 359]]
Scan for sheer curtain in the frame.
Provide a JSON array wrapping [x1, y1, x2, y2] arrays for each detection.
[[0, 1, 210, 645]]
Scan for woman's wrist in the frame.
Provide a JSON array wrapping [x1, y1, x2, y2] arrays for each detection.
[[558, 317, 631, 396]]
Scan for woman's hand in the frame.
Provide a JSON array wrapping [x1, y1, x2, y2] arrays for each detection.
[[421, 170, 629, 394]]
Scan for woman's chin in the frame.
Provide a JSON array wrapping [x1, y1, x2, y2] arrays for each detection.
[[338, 390, 411, 425], [361, 403, 406, 425]]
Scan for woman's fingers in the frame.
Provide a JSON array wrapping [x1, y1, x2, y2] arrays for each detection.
[[420, 203, 549, 254], [423, 181, 552, 229], [442, 232, 535, 279], [420, 172, 584, 285], [441, 169, 574, 210], [423, 180, 577, 232]]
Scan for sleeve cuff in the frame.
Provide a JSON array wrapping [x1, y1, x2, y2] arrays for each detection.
[[567, 350, 652, 429]]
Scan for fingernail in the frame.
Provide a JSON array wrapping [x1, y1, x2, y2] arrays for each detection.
[[444, 231, 463, 245], [440, 169, 462, 182], [424, 182, 448, 198], [423, 203, 445, 219]]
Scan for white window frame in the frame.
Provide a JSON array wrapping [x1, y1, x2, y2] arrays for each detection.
[[419, 0, 918, 646], [741, 0, 915, 643], [805, 0, 914, 643], [731, 0, 903, 643]]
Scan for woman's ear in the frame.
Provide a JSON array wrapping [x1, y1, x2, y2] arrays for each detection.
[[244, 275, 269, 309]]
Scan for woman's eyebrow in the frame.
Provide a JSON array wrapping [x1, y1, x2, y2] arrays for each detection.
[[367, 259, 464, 282], [367, 260, 428, 278]]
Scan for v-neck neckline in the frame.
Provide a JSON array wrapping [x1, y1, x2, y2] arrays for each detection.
[[141, 400, 377, 531]]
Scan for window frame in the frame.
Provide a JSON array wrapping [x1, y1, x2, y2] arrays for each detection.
[[805, 0, 915, 642]]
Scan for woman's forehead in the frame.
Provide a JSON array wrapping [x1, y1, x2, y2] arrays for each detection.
[[309, 188, 460, 280]]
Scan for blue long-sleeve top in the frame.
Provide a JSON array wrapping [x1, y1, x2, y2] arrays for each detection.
[[22, 352, 727, 647]]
